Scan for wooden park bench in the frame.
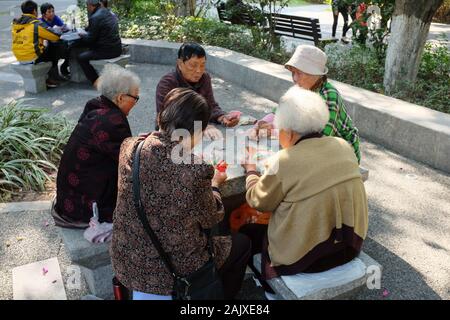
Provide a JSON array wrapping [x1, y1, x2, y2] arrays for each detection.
[[270, 13, 322, 46], [217, 5, 325, 46], [217, 3, 258, 26]]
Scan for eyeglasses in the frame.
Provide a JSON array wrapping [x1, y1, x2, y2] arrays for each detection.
[[183, 61, 205, 72], [125, 93, 140, 102]]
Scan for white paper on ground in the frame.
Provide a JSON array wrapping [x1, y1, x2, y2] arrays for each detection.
[[12, 257, 67, 300], [280, 258, 366, 298]]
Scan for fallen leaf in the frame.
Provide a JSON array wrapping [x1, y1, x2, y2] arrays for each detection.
[[6, 242, 10, 248], [16, 237, 24, 241], [42, 267, 49, 276], [52, 280, 57, 284]]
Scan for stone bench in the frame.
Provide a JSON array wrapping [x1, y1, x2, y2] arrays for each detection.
[[11, 62, 52, 93], [58, 227, 113, 299], [253, 251, 382, 300], [69, 52, 130, 83]]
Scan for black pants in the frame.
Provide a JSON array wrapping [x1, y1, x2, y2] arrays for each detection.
[[77, 48, 122, 83], [35, 43, 66, 79], [218, 232, 252, 299], [332, 5, 350, 37], [238, 223, 275, 294]]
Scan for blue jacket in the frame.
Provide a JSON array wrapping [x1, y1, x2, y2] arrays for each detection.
[[39, 15, 64, 28]]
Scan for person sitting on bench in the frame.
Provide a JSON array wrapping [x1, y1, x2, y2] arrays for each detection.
[[52, 65, 140, 228], [240, 86, 368, 300], [39, 2, 70, 78], [11, 0, 63, 87], [77, 0, 122, 87], [249, 45, 361, 163], [99, 0, 118, 23], [155, 42, 241, 140], [39, 2, 66, 29]]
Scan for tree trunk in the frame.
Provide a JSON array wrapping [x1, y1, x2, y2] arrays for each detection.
[[383, 0, 443, 94], [176, 0, 196, 17]]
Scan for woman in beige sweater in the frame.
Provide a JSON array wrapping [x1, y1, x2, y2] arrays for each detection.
[[241, 86, 368, 298]]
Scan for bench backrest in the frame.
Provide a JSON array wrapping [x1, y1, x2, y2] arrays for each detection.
[[271, 13, 321, 45], [217, 5, 257, 26]]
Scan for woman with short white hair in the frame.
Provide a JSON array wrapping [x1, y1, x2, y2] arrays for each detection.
[[241, 86, 368, 299], [52, 64, 140, 227]]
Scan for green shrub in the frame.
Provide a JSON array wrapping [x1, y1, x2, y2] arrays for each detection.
[[390, 41, 450, 113], [326, 43, 385, 93], [0, 101, 74, 200], [119, 14, 291, 64], [326, 39, 450, 113]]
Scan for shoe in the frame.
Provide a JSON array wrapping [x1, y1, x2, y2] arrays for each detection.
[[54, 73, 68, 82], [341, 36, 350, 43], [60, 63, 70, 77], [48, 68, 66, 82], [46, 78, 60, 88]]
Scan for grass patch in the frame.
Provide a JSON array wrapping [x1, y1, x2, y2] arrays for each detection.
[[0, 100, 74, 201]]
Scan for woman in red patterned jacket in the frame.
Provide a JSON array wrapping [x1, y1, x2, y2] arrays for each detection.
[[52, 65, 140, 228]]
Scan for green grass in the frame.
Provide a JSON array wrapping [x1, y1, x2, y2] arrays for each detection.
[[0, 100, 74, 200]]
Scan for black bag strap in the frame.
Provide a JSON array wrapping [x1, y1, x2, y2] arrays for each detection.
[[132, 139, 180, 279]]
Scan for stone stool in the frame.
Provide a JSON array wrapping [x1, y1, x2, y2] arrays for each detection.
[[11, 62, 52, 93]]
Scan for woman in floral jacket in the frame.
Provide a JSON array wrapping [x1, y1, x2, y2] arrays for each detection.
[[52, 65, 140, 227], [111, 88, 251, 300]]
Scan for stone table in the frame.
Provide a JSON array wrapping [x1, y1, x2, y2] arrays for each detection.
[[194, 124, 368, 198]]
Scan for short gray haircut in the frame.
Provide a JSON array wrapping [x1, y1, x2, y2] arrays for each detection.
[[98, 64, 141, 101], [86, 0, 100, 5], [274, 86, 329, 135]]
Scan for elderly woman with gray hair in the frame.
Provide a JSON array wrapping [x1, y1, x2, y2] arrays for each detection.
[[241, 86, 368, 299], [52, 64, 140, 228]]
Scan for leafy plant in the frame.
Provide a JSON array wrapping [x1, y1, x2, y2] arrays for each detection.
[[0, 100, 74, 200], [325, 37, 450, 113]]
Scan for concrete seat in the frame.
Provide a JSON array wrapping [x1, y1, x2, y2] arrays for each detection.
[[253, 251, 382, 300], [11, 62, 52, 93], [58, 227, 113, 299], [91, 54, 130, 73], [69, 53, 130, 83]]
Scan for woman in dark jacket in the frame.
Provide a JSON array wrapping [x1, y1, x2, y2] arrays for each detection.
[[52, 64, 140, 228], [111, 88, 251, 300]]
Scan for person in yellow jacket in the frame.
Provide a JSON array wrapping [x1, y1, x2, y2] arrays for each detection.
[[12, 1, 63, 87]]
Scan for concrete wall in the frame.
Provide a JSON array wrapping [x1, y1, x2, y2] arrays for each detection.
[[123, 39, 450, 174]]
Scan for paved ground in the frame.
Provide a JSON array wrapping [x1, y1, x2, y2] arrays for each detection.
[[0, 1, 449, 300]]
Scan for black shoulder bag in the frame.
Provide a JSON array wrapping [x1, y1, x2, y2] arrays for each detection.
[[132, 140, 224, 300]]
